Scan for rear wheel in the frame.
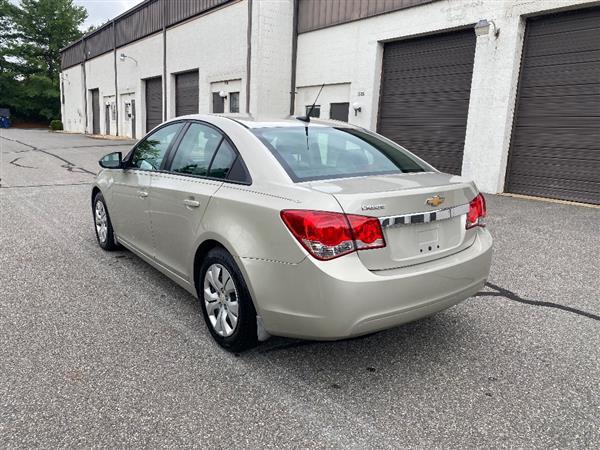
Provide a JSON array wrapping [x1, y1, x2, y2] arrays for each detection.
[[199, 247, 258, 352], [93, 192, 119, 251]]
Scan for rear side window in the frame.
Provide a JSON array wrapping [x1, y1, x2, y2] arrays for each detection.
[[208, 140, 236, 179], [169, 123, 223, 176], [168, 122, 251, 183], [251, 126, 427, 182]]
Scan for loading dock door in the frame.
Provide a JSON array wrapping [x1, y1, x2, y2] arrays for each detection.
[[505, 7, 600, 204], [378, 29, 476, 175], [145, 77, 162, 133], [175, 71, 199, 117], [91, 89, 100, 135]]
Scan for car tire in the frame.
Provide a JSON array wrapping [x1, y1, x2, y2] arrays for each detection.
[[93, 192, 120, 251], [199, 247, 258, 352]]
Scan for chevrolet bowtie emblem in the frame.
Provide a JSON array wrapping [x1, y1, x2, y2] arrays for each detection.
[[426, 195, 445, 207]]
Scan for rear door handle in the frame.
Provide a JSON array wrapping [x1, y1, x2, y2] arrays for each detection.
[[183, 199, 200, 208], [137, 190, 149, 198]]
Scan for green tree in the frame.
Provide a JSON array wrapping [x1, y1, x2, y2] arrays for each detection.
[[0, 0, 19, 110], [1, 0, 87, 121]]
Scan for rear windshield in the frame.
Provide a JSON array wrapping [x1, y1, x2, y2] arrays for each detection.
[[251, 126, 428, 182]]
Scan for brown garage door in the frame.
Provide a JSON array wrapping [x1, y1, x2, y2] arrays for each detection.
[[145, 76, 162, 133], [175, 70, 199, 117], [90, 89, 100, 135], [378, 29, 476, 175], [506, 7, 600, 204]]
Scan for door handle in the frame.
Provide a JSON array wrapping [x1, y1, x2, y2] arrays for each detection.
[[183, 199, 200, 208], [137, 190, 148, 198]]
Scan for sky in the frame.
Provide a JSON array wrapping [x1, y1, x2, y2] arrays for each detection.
[[74, 0, 141, 30]]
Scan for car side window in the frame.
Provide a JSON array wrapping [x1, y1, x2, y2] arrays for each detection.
[[208, 140, 236, 179], [169, 123, 223, 176], [130, 123, 183, 171]]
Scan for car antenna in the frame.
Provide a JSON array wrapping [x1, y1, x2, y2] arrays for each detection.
[[296, 83, 324, 150]]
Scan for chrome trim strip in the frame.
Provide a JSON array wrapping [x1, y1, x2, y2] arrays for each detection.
[[379, 203, 469, 228]]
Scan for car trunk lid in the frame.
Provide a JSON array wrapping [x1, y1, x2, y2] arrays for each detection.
[[306, 172, 479, 270]]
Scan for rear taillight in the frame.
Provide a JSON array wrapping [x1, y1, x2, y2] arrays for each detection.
[[466, 193, 486, 229], [280, 210, 385, 260]]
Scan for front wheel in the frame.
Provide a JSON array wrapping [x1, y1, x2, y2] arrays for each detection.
[[199, 247, 258, 352], [93, 192, 119, 251]]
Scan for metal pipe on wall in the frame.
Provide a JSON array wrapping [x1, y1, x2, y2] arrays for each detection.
[[81, 37, 88, 133], [245, 0, 252, 114], [112, 20, 119, 136], [289, 0, 299, 116], [163, 0, 168, 122]]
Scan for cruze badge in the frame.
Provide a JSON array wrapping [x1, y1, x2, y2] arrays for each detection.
[[361, 204, 385, 211], [426, 195, 445, 207]]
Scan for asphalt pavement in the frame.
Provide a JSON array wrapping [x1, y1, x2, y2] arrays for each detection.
[[1, 128, 599, 448]]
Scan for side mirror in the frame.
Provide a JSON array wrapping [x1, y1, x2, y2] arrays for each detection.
[[99, 151, 123, 169]]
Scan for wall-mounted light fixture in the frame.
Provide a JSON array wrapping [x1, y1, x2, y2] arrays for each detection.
[[119, 53, 138, 65], [219, 90, 228, 99], [352, 102, 362, 116], [474, 19, 500, 38]]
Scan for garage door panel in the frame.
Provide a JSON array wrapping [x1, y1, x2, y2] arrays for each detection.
[[523, 49, 600, 68], [509, 174, 600, 193], [383, 65, 474, 82], [382, 91, 471, 102], [526, 29, 600, 57], [508, 155, 600, 180], [519, 83, 600, 99], [378, 29, 476, 175], [508, 181, 600, 205], [506, 6, 600, 204], [382, 74, 474, 95], [515, 117, 599, 128], [383, 64, 474, 81], [385, 38, 473, 57], [520, 60, 600, 87], [517, 95, 600, 117], [528, 9, 600, 36], [511, 145, 600, 161], [512, 127, 600, 151], [379, 100, 471, 119], [384, 48, 476, 70]]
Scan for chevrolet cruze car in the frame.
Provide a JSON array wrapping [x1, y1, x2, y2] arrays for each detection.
[[92, 115, 492, 351]]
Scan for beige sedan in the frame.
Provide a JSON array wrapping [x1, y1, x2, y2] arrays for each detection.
[[92, 115, 492, 351]]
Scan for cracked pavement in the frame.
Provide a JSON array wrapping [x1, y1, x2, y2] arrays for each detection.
[[1, 128, 599, 447]]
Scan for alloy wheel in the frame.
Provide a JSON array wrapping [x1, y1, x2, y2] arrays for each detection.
[[95, 200, 108, 244], [203, 264, 239, 337]]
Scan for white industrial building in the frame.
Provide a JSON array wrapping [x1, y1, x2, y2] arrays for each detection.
[[60, 0, 600, 205]]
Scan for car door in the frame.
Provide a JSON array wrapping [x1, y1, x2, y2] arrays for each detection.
[[110, 122, 184, 257], [149, 122, 243, 281]]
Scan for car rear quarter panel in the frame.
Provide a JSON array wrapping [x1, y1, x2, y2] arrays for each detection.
[[200, 180, 342, 265]]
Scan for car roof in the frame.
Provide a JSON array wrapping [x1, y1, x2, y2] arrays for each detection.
[[167, 114, 360, 130]]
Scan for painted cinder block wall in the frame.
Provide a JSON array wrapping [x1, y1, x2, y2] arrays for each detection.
[[59, 0, 294, 139], [295, 0, 597, 194], [165, 0, 248, 119]]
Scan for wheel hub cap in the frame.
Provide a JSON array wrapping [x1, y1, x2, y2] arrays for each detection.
[[203, 264, 239, 337], [95, 201, 108, 243]]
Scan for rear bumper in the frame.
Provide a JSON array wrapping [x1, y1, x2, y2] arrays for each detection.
[[239, 228, 492, 340]]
